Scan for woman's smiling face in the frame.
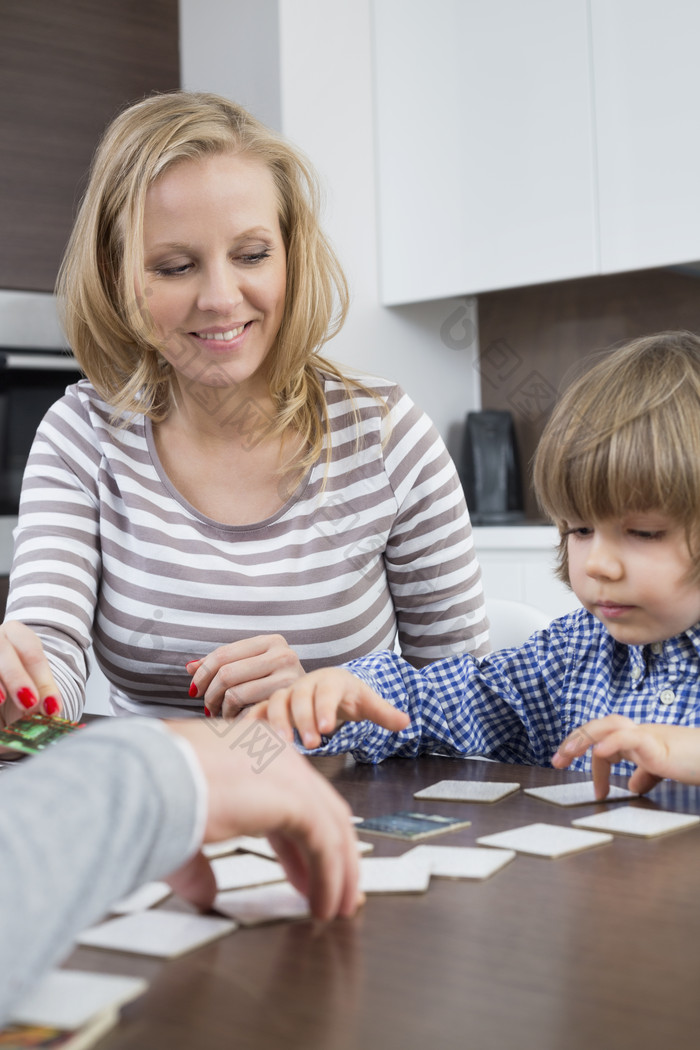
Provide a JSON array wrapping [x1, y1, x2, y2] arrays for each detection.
[[142, 150, 287, 401]]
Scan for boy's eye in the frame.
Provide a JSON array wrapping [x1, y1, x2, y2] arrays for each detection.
[[630, 529, 665, 540], [565, 526, 593, 538]]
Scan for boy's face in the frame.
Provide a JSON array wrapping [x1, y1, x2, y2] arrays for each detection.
[[566, 513, 700, 645]]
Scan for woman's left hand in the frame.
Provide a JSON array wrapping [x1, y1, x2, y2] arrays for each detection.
[[186, 634, 304, 718]]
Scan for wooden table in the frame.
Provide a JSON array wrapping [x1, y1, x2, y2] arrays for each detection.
[[66, 754, 700, 1050]]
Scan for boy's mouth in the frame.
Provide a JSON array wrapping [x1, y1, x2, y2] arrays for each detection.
[[596, 601, 635, 618]]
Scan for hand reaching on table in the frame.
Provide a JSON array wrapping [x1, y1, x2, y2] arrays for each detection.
[[165, 718, 363, 920], [552, 715, 700, 799], [0, 620, 62, 726], [242, 667, 410, 750], [186, 634, 305, 718]]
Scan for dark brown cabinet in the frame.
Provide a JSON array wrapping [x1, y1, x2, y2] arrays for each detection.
[[0, 0, 180, 291]]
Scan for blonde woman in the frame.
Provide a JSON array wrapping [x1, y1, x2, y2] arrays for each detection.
[[0, 92, 487, 723]]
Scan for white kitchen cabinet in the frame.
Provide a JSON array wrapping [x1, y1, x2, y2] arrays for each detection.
[[591, 0, 700, 274], [372, 0, 700, 304], [473, 526, 579, 621], [372, 0, 597, 303]]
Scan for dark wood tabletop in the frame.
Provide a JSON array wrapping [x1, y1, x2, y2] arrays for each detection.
[[65, 754, 700, 1050]]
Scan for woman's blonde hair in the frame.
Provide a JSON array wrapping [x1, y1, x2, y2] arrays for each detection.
[[534, 330, 700, 584], [57, 91, 372, 471]]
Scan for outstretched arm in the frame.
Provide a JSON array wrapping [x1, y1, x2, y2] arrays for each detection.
[[244, 667, 411, 750], [0, 716, 362, 1024]]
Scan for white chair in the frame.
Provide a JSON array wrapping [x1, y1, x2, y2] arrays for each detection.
[[485, 598, 550, 652]]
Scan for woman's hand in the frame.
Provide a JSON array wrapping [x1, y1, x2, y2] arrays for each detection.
[[244, 667, 411, 749], [186, 634, 305, 718], [0, 621, 62, 726], [552, 715, 700, 798]]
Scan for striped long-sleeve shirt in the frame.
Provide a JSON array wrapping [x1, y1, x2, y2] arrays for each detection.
[[7, 371, 488, 718]]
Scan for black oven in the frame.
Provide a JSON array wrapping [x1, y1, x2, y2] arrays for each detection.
[[0, 347, 84, 515]]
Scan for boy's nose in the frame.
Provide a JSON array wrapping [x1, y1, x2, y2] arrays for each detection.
[[585, 539, 624, 580]]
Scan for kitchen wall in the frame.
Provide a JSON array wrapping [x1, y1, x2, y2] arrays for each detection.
[[179, 0, 483, 463]]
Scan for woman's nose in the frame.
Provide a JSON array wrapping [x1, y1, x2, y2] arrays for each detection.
[[196, 263, 242, 315]]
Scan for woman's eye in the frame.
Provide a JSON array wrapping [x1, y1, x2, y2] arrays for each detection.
[[239, 249, 271, 265], [154, 263, 191, 277]]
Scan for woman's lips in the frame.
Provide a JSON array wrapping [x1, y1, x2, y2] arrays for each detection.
[[193, 323, 247, 342]]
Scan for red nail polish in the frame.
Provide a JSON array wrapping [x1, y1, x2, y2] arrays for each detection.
[[0, 687, 5, 704], [44, 696, 60, 716], [17, 687, 37, 709], [189, 682, 198, 698], [204, 706, 211, 718]]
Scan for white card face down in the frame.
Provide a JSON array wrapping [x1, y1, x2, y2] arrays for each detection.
[[76, 911, 236, 958], [203, 835, 279, 860], [413, 780, 520, 803], [211, 853, 285, 891], [572, 806, 700, 838], [524, 782, 637, 807], [403, 844, 516, 879], [10, 969, 148, 1029], [110, 881, 172, 915], [214, 883, 311, 926], [359, 856, 431, 894], [476, 822, 612, 858]]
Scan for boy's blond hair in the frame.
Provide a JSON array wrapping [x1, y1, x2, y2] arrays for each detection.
[[56, 91, 377, 475], [534, 330, 700, 584]]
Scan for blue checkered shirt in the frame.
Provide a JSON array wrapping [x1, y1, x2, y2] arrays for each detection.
[[313, 608, 700, 773]]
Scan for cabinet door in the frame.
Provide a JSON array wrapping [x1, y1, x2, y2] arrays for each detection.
[[372, 0, 598, 304], [591, 0, 700, 274]]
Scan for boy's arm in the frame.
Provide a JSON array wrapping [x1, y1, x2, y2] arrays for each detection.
[[552, 716, 700, 797], [247, 638, 565, 765]]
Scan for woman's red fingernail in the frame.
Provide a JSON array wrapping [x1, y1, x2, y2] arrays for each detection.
[[204, 706, 211, 718], [189, 682, 198, 698], [17, 687, 37, 709], [185, 659, 200, 669], [0, 688, 5, 704], [44, 696, 60, 716]]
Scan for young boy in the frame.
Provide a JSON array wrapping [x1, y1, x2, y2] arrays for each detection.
[[249, 331, 700, 792]]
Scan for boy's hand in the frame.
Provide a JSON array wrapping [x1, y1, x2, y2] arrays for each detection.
[[243, 667, 410, 750], [552, 715, 700, 798]]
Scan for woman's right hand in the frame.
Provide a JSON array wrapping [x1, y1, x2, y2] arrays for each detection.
[[0, 621, 62, 726]]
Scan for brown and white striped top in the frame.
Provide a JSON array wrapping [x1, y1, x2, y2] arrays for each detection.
[[7, 372, 488, 718]]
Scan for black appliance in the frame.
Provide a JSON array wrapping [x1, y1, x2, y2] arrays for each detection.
[[0, 347, 83, 515], [459, 410, 524, 525]]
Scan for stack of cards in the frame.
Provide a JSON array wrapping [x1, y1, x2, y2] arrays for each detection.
[[3, 969, 148, 1049]]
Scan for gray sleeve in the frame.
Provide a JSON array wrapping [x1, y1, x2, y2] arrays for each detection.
[[0, 718, 200, 1023]]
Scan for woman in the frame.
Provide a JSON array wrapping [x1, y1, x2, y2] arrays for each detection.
[[0, 92, 487, 723]]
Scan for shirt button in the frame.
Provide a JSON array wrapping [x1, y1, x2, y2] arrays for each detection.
[[659, 689, 675, 706], [630, 666, 642, 681], [651, 642, 663, 655]]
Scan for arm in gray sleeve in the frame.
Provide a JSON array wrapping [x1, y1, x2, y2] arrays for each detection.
[[0, 718, 201, 1023]]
